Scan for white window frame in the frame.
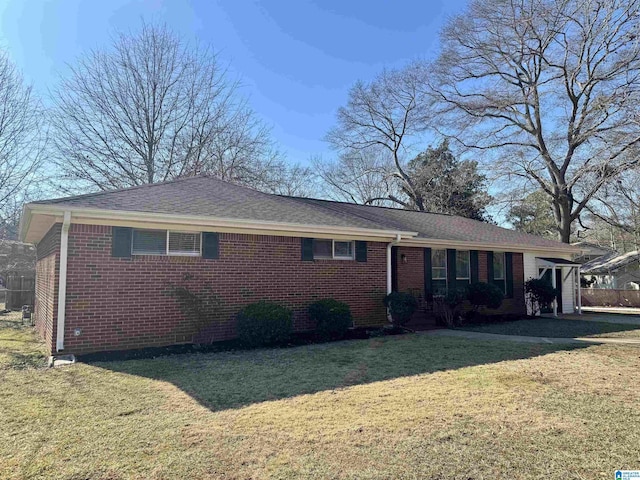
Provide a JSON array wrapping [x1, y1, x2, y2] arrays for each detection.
[[333, 240, 354, 260], [493, 252, 506, 280], [131, 229, 202, 257], [131, 229, 167, 256], [456, 250, 471, 281], [312, 239, 355, 260], [167, 231, 202, 257]]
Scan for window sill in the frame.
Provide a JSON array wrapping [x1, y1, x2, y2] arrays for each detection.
[[312, 257, 354, 261], [131, 253, 202, 257]]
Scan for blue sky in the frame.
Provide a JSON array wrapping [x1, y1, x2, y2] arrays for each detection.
[[0, 0, 468, 164]]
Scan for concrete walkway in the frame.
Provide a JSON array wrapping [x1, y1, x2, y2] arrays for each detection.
[[424, 328, 640, 346], [581, 306, 640, 316], [542, 312, 640, 326]]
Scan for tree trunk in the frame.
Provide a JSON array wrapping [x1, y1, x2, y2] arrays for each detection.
[[557, 199, 572, 243]]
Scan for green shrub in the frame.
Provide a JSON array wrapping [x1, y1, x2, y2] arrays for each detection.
[[466, 282, 504, 310], [236, 301, 293, 347], [308, 299, 353, 340], [433, 289, 466, 327], [383, 291, 418, 328], [524, 278, 560, 316]]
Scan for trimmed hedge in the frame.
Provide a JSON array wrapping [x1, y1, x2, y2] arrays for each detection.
[[383, 291, 418, 328], [467, 282, 504, 310], [236, 301, 293, 347], [308, 299, 353, 340]]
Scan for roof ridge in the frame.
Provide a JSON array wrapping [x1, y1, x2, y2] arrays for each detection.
[[279, 194, 456, 217], [286, 197, 408, 231], [32, 175, 217, 205]]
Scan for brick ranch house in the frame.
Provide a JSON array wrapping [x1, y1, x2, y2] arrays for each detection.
[[20, 176, 582, 355]]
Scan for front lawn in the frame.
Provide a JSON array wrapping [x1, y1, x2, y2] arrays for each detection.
[[2, 318, 640, 479], [459, 317, 640, 338]]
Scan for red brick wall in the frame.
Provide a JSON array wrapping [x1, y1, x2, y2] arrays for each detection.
[[62, 225, 388, 354], [395, 247, 526, 315], [34, 224, 60, 354], [396, 247, 424, 301]]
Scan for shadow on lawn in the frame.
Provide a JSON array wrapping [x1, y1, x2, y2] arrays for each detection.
[[93, 333, 590, 413]]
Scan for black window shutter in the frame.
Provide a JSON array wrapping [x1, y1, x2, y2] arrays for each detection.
[[112, 227, 132, 258], [470, 250, 479, 284], [355, 241, 367, 262], [202, 232, 220, 259], [301, 238, 314, 261], [505, 252, 514, 298], [423, 247, 432, 298], [487, 251, 495, 283], [446, 249, 456, 291], [391, 246, 399, 292]]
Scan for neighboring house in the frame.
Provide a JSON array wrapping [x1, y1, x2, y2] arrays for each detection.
[[571, 241, 616, 264], [581, 251, 640, 290], [20, 176, 581, 355]]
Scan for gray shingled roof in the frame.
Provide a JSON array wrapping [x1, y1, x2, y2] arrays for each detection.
[[581, 250, 640, 274], [32, 175, 572, 249]]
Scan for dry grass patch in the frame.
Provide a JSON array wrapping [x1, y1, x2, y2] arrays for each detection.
[[1, 322, 640, 479], [0, 310, 46, 370]]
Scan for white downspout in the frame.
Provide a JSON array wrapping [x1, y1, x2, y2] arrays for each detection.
[[56, 211, 71, 352], [551, 265, 558, 317], [386, 234, 402, 294]]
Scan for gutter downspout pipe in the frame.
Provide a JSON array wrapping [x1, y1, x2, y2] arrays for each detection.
[[386, 234, 402, 322], [56, 211, 71, 352]]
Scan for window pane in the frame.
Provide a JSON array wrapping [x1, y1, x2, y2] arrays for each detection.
[[493, 252, 505, 280], [432, 249, 447, 280], [132, 229, 166, 255], [168, 232, 201, 256], [433, 267, 447, 280], [456, 251, 470, 279], [334, 241, 353, 258], [313, 239, 332, 258], [432, 249, 446, 268]]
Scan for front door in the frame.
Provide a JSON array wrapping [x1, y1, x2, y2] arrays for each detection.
[[539, 268, 563, 313]]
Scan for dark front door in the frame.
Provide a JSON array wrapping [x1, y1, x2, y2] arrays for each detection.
[[538, 268, 562, 313]]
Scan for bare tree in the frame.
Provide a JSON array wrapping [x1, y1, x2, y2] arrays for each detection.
[[325, 63, 431, 209], [433, 0, 640, 242], [0, 52, 44, 235], [51, 22, 281, 192], [251, 161, 318, 197], [586, 169, 640, 250], [313, 148, 401, 205]]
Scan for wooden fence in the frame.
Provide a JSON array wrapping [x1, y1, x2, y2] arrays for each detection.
[[581, 288, 640, 308], [5, 274, 35, 310]]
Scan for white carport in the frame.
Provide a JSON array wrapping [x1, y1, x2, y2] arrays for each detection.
[[536, 257, 582, 317]]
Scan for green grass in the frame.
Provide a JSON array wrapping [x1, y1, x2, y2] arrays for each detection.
[[2, 318, 640, 479], [459, 318, 640, 338]]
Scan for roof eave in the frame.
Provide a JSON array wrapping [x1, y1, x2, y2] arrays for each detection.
[[23, 204, 419, 243], [398, 236, 580, 254], [18, 204, 32, 243]]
